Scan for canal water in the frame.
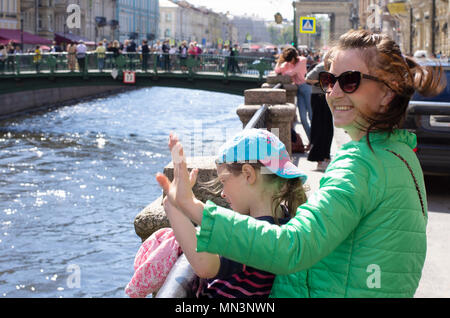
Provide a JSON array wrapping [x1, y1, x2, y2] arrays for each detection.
[[0, 87, 243, 297]]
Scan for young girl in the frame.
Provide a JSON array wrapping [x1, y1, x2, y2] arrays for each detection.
[[161, 128, 308, 298]]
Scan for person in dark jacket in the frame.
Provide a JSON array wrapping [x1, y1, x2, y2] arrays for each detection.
[[162, 39, 170, 71], [141, 39, 150, 72], [126, 39, 136, 70], [229, 44, 241, 73], [306, 61, 334, 171]]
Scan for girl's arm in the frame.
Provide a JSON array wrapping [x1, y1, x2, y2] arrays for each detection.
[[195, 154, 374, 275], [163, 197, 220, 278]]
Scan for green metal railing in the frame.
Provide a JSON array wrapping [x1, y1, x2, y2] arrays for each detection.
[[0, 52, 275, 80]]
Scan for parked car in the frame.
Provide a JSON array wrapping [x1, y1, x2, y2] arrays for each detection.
[[403, 61, 450, 175], [413, 50, 429, 58]]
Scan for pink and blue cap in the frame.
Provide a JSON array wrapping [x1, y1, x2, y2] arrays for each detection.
[[216, 129, 307, 183]]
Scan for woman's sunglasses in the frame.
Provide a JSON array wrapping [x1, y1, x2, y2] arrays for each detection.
[[318, 71, 384, 94]]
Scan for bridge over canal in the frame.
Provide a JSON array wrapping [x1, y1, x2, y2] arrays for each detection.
[[0, 52, 275, 117]]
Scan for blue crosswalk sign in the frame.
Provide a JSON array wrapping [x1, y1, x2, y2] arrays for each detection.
[[300, 17, 316, 34]]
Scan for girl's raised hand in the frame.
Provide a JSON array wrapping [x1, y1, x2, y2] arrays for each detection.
[[156, 133, 204, 224]]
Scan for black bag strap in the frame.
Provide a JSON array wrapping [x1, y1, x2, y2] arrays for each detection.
[[386, 149, 425, 217]]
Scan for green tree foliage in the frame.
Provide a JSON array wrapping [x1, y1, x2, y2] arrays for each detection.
[[268, 25, 294, 46]]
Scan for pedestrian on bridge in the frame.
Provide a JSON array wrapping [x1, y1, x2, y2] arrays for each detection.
[[162, 39, 170, 71], [141, 39, 150, 72], [33, 45, 42, 73], [156, 29, 446, 298], [95, 41, 106, 72], [179, 41, 188, 72], [0, 44, 6, 73], [66, 43, 77, 72], [229, 44, 241, 74], [76, 41, 87, 73], [6, 41, 16, 73]]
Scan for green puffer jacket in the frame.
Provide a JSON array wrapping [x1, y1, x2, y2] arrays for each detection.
[[196, 130, 428, 297]]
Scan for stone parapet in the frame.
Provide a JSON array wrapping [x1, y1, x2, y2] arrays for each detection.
[[266, 72, 292, 85], [244, 88, 286, 105], [237, 87, 297, 155], [263, 73, 297, 104]]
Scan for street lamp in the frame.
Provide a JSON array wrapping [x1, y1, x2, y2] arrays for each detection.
[[20, 17, 24, 52], [292, 1, 297, 48]]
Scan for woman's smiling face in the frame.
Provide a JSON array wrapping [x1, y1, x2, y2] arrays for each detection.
[[325, 49, 392, 141]]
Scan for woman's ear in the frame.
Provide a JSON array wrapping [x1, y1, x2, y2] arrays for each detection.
[[380, 88, 395, 112], [241, 164, 257, 185]]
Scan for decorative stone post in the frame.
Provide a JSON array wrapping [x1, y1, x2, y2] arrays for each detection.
[[262, 72, 298, 104], [236, 87, 297, 155]]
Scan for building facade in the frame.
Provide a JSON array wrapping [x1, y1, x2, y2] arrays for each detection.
[[159, 0, 236, 47], [17, 0, 159, 43], [117, 0, 159, 43], [0, 0, 21, 29], [231, 14, 271, 45], [359, 0, 449, 57]]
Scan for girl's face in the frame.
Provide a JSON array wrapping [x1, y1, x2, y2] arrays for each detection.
[[216, 164, 251, 215], [326, 49, 393, 140]]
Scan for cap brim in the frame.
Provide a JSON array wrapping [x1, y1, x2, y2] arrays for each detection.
[[274, 161, 308, 183]]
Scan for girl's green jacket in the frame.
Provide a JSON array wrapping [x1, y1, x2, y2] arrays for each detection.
[[197, 130, 427, 297]]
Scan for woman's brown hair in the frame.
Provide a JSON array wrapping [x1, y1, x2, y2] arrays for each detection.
[[200, 161, 307, 225], [323, 29, 446, 149], [278, 46, 299, 64]]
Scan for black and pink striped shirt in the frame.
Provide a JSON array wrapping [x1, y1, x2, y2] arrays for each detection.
[[197, 214, 290, 298]]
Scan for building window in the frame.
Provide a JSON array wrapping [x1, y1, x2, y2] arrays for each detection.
[[164, 28, 170, 37], [166, 13, 171, 22]]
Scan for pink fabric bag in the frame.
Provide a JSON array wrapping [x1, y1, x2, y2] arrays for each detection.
[[125, 227, 182, 298]]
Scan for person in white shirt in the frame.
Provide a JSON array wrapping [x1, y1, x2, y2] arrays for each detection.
[[76, 41, 87, 72]]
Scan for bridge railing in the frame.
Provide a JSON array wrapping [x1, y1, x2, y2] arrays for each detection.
[[0, 52, 275, 79]]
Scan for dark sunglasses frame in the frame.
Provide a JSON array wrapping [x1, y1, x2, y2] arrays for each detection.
[[318, 70, 384, 94]]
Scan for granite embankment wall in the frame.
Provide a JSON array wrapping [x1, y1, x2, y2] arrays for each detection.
[[0, 86, 134, 118]]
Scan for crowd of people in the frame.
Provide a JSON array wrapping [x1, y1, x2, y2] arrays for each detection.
[[0, 38, 250, 74]]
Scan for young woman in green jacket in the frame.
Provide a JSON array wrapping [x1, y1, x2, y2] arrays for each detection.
[[156, 29, 446, 297]]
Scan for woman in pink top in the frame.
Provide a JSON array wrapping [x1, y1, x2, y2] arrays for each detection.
[[275, 47, 313, 141]]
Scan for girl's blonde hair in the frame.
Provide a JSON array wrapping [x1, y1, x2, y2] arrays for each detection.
[[200, 161, 307, 225]]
